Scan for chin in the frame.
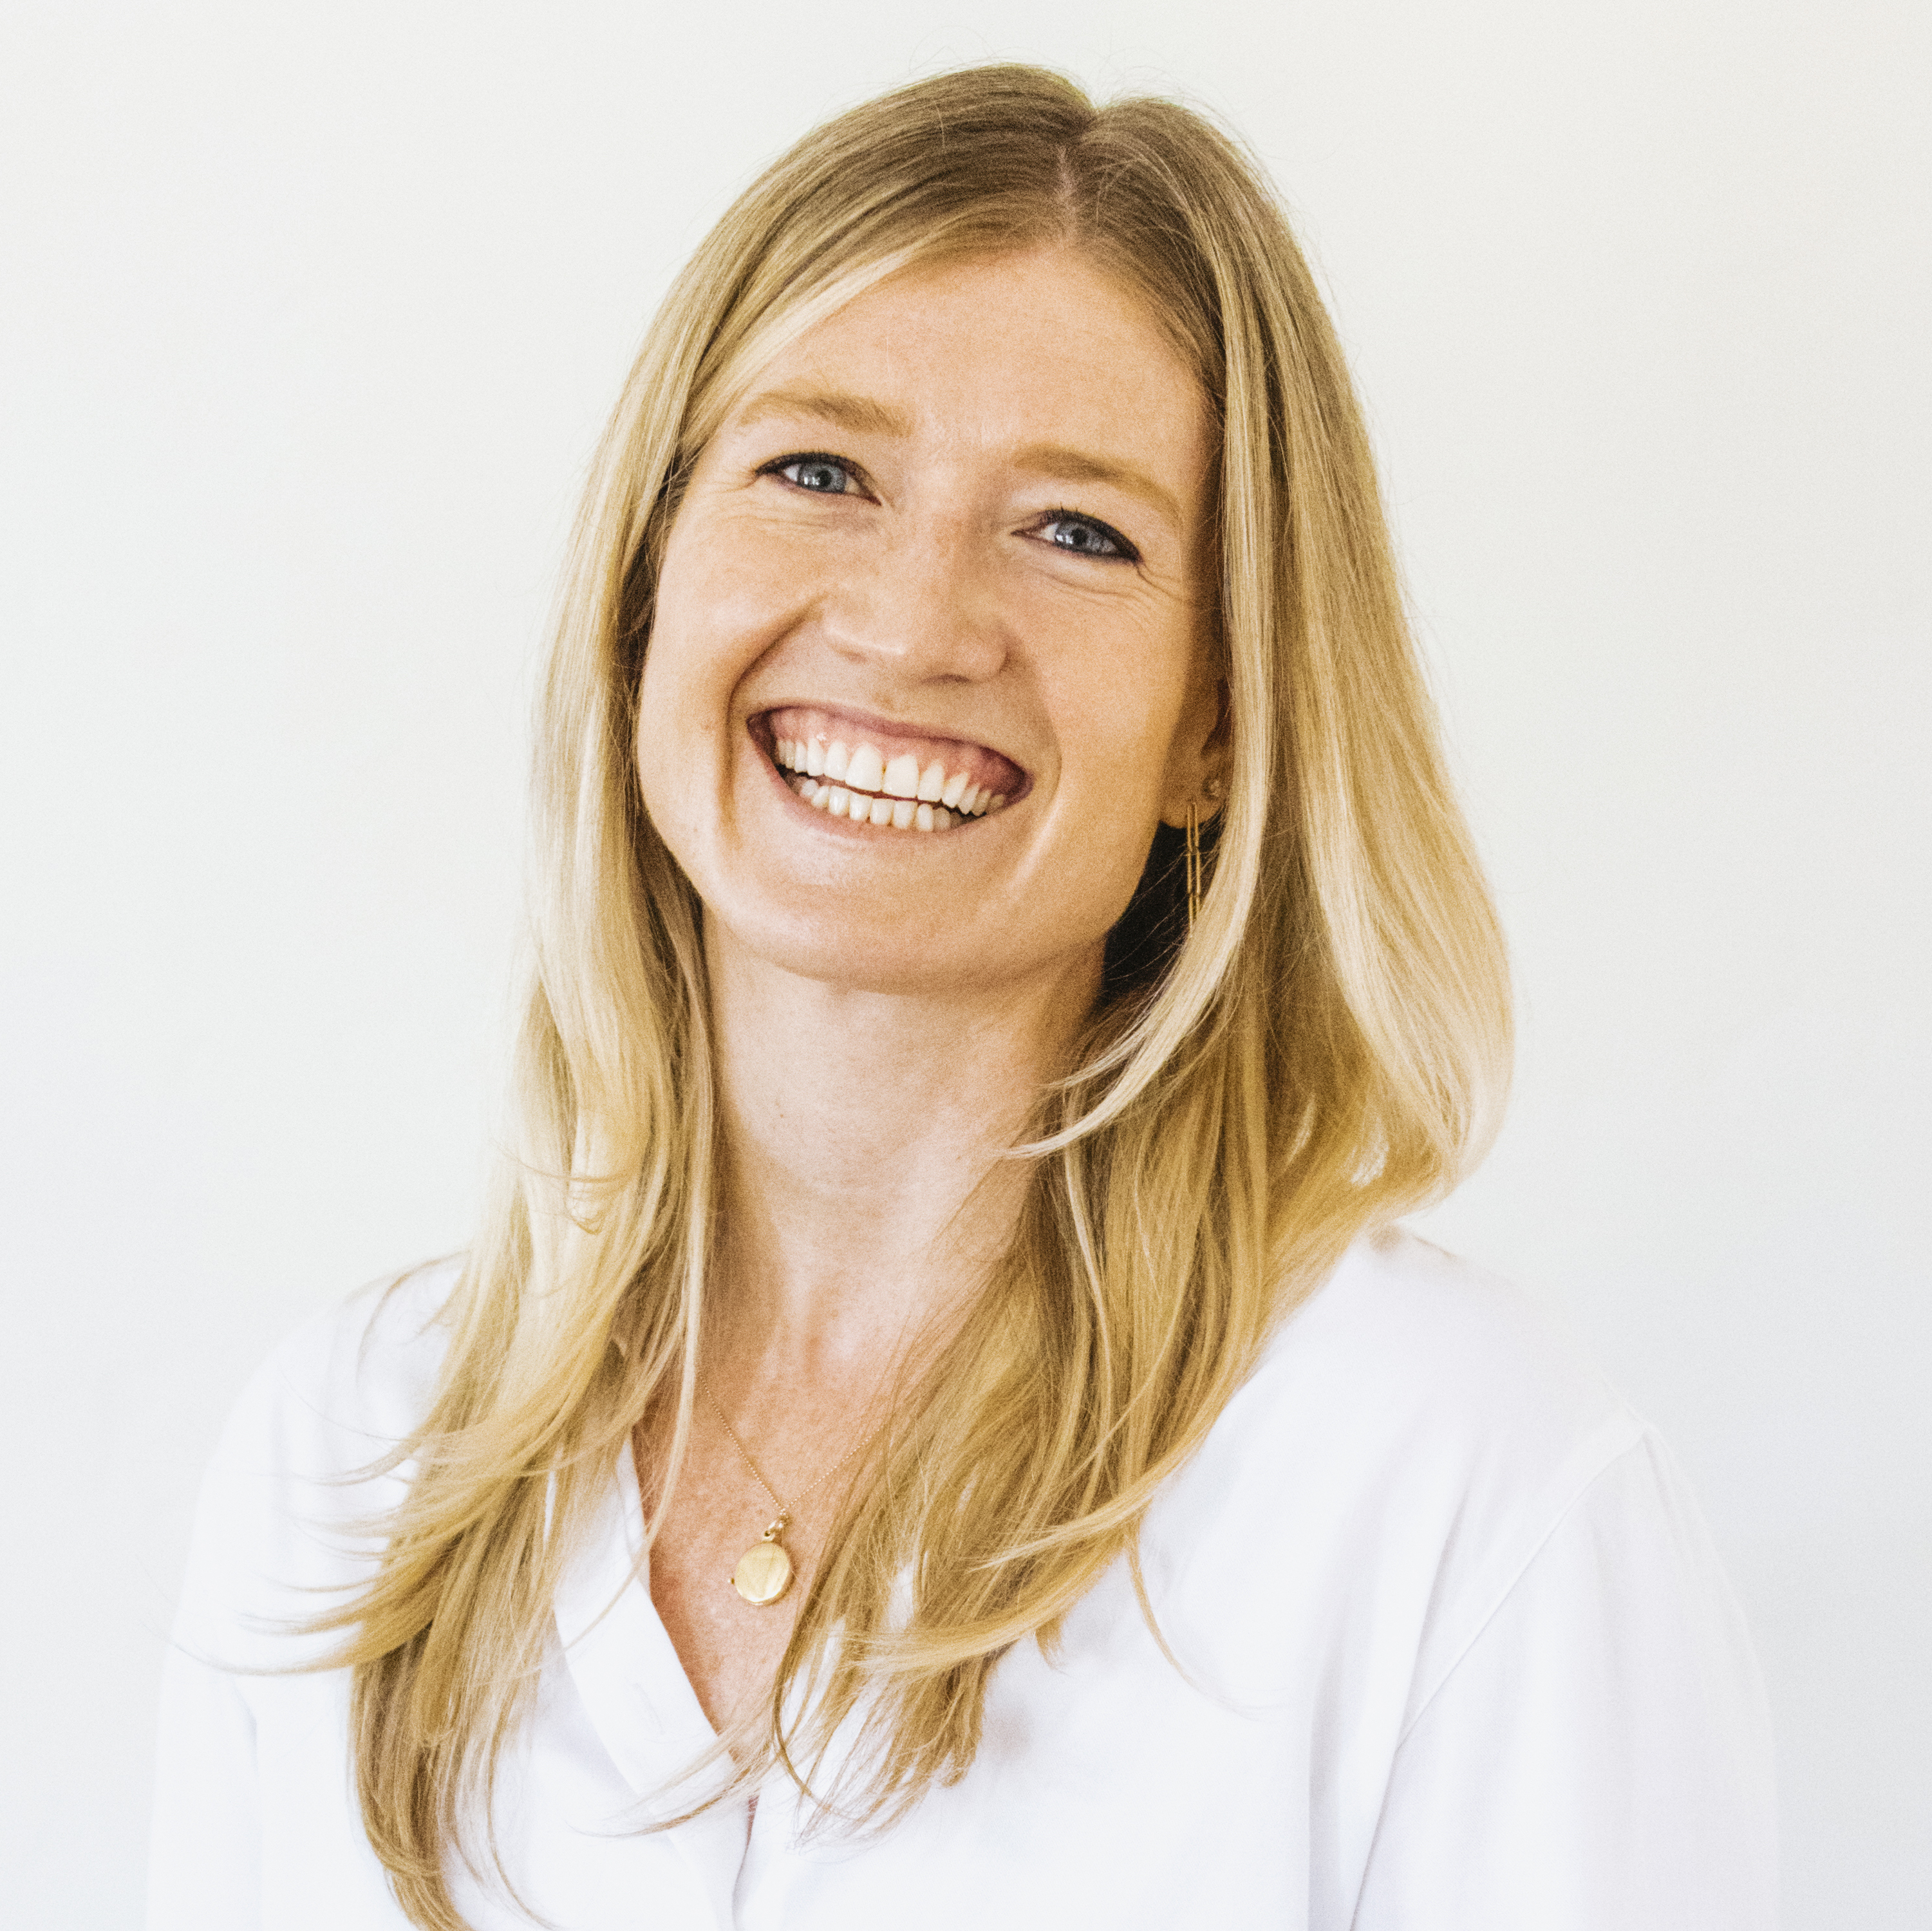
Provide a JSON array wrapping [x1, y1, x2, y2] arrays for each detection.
[[706, 898, 983, 998], [702, 879, 1100, 1006]]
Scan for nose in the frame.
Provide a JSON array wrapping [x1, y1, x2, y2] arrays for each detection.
[[817, 513, 1011, 685]]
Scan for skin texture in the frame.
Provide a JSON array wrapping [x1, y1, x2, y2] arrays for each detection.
[[631, 245, 1228, 1737]]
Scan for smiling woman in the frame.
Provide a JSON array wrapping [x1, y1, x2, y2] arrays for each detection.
[[149, 65, 1777, 1931]]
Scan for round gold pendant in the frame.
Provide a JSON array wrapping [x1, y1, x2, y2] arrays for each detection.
[[731, 1537, 794, 1606]]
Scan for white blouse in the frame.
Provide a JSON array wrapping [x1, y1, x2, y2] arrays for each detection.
[[148, 1227, 1778, 1929]]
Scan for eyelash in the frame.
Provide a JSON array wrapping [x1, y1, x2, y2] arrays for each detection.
[[1035, 507, 1140, 564], [757, 452, 1142, 564], [758, 452, 859, 495]]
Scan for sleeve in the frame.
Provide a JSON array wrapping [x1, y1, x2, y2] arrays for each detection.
[[145, 1273, 455, 1930], [1351, 1431, 1779, 1931], [146, 1412, 266, 1930]]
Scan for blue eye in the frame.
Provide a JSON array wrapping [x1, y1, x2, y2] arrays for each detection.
[[773, 455, 855, 494], [1039, 514, 1138, 563]]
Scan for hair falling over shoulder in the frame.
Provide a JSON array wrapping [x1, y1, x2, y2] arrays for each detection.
[[302, 64, 1513, 1930]]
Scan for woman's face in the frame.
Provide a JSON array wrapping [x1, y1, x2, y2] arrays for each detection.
[[637, 245, 1221, 1002]]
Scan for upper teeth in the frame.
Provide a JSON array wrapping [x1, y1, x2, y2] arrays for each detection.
[[773, 735, 1009, 830]]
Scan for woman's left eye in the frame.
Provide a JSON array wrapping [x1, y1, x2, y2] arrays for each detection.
[[1037, 514, 1138, 563], [768, 455, 857, 494]]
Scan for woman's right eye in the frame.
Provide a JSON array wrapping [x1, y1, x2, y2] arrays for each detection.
[[767, 454, 856, 495]]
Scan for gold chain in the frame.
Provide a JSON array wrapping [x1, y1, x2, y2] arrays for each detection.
[[698, 1374, 886, 1530]]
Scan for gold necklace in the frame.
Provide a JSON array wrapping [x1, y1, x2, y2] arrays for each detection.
[[700, 1376, 884, 1607]]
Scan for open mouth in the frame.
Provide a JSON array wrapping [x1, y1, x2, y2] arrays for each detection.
[[756, 706, 1026, 834]]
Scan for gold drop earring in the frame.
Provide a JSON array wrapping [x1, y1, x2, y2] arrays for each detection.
[[1186, 779, 1224, 932], [1185, 802, 1202, 930]]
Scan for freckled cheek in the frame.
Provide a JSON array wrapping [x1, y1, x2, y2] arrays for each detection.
[[653, 530, 821, 670], [1032, 624, 1194, 811], [639, 570, 816, 797]]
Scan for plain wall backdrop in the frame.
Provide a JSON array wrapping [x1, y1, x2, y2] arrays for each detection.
[[3, 3, 1926, 1924]]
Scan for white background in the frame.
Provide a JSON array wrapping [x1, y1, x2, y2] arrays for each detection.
[[3, 3, 1925, 1924]]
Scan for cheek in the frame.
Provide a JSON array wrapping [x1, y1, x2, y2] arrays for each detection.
[[1042, 615, 1195, 806], [638, 518, 804, 746], [650, 522, 774, 676], [1024, 639, 1195, 937]]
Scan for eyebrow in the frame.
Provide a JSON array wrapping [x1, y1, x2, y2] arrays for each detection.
[[1009, 443, 1183, 529], [734, 386, 914, 438]]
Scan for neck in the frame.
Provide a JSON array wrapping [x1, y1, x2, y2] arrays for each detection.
[[702, 917, 1102, 1392]]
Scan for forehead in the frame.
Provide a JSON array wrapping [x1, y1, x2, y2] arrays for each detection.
[[728, 247, 1212, 494]]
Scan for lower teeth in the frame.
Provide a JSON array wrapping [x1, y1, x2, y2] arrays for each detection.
[[791, 775, 956, 830]]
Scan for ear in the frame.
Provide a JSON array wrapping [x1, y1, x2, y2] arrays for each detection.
[[1157, 672, 1232, 828]]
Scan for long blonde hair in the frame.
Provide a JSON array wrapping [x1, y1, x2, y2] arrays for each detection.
[[315, 64, 1512, 1928]]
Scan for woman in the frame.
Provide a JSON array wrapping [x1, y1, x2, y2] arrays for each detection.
[[150, 65, 1776, 1931]]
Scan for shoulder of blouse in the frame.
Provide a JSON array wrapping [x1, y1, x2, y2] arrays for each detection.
[[176, 1256, 465, 1670], [1137, 1224, 1657, 1728], [220, 1253, 465, 1477], [1239, 1222, 1643, 1480]]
